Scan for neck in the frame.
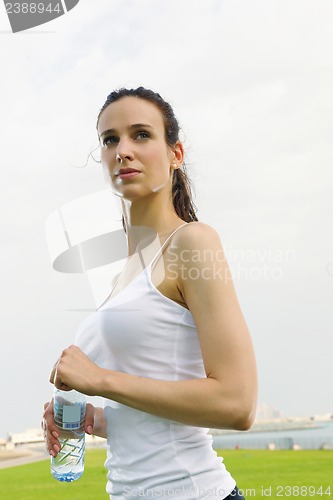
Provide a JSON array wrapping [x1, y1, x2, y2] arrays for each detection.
[[121, 193, 184, 255]]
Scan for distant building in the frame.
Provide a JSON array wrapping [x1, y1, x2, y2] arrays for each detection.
[[310, 413, 333, 422], [8, 429, 44, 447], [5, 428, 105, 449], [256, 403, 285, 422]]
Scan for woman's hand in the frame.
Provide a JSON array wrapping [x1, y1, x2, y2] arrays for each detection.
[[42, 399, 94, 457], [49, 345, 105, 396]]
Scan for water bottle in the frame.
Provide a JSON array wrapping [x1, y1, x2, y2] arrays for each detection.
[[51, 389, 86, 482]]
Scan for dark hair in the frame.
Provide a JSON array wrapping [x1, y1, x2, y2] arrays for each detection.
[[97, 87, 198, 225]]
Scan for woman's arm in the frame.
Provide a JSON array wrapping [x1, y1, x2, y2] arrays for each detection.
[[50, 222, 257, 431]]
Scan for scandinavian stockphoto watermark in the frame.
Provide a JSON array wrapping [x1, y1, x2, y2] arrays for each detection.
[[165, 244, 296, 282], [225, 245, 296, 282], [45, 191, 297, 312], [4, 0, 80, 33]]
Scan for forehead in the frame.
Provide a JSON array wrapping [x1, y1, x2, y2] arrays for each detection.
[[98, 96, 164, 133]]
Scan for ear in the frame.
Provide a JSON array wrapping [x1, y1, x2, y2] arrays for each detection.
[[170, 141, 185, 169]]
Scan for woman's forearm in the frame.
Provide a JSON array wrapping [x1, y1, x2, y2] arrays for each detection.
[[98, 369, 256, 431], [50, 345, 257, 432]]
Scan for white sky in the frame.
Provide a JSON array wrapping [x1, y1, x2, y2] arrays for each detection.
[[0, 0, 332, 438]]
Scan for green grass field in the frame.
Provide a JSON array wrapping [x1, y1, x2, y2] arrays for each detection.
[[0, 449, 332, 499]]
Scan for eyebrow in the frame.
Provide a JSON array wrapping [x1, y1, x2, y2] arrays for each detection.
[[99, 123, 154, 139]]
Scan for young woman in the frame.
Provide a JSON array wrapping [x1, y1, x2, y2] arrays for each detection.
[[43, 87, 257, 499]]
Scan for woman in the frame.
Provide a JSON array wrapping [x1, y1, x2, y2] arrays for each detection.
[[43, 87, 257, 499]]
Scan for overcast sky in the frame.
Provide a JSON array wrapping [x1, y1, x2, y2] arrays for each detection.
[[0, 0, 332, 439]]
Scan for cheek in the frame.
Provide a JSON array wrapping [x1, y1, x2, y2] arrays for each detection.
[[100, 150, 116, 188], [145, 145, 170, 170], [100, 149, 116, 168]]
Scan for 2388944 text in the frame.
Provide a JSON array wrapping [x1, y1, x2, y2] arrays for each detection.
[[260, 485, 331, 497], [5, 3, 62, 14]]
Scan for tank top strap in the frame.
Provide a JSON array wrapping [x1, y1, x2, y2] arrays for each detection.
[[149, 223, 188, 270]]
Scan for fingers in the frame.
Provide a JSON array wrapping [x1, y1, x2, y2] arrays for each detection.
[[49, 363, 72, 390], [43, 399, 96, 457], [42, 399, 61, 458], [49, 346, 78, 390], [49, 360, 58, 385], [85, 403, 94, 435], [49, 359, 72, 391]]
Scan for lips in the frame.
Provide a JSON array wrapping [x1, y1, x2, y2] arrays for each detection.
[[116, 167, 141, 176], [115, 167, 142, 180]]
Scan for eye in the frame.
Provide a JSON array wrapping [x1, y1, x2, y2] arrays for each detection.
[[135, 131, 150, 140], [102, 135, 119, 147]]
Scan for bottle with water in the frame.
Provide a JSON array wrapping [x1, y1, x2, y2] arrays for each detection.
[[51, 389, 86, 482]]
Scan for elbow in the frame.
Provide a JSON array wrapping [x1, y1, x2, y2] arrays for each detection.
[[217, 394, 257, 431], [231, 376, 258, 431], [208, 375, 258, 431], [232, 398, 257, 431], [233, 411, 255, 431], [211, 402, 256, 431]]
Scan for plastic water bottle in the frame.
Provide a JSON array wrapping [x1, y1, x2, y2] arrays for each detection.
[[51, 389, 86, 482]]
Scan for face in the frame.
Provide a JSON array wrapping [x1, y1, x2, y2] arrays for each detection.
[[98, 96, 180, 200]]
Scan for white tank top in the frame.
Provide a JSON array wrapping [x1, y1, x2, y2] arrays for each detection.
[[75, 223, 236, 499]]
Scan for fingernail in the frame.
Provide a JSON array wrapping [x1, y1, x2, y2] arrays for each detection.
[[52, 431, 59, 439], [50, 450, 56, 457], [86, 425, 93, 435], [53, 444, 60, 453]]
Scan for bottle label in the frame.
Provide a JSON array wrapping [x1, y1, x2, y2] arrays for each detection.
[[62, 405, 81, 430]]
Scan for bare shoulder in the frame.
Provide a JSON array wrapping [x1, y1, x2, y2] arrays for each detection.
[[167, 221, 231, 296], [176, 221, 221, 240], [172, 221, 224, 253]]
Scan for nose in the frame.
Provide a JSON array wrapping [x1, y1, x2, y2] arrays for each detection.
[[116, 139, 134, 163]]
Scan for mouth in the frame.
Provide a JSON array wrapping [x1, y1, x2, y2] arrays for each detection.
[[115, 168, 141, 179]]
